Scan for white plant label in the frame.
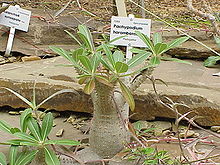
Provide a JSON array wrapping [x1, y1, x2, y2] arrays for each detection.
[[0, 4, 31, 32], [110, 16, 151, 47]]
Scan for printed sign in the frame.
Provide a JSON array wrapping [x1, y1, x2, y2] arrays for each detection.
[[110, 16, 151, 47], [0, 4, 31, 32]]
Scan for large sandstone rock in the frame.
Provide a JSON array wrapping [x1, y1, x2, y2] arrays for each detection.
[[0, 57, 220, 126]]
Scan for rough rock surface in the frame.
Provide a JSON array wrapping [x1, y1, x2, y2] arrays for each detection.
[[0, 56, 220, 126]]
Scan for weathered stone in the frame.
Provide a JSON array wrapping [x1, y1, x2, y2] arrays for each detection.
[[0, 57, 220, 126], [211, 126, 220, 132]]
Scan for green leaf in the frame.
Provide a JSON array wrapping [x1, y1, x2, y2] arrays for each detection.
[[78, 24, 94, 51], [118, 81, 135, 111], [100, 56, 114, 72], [20, 108, 32, 132], [27, 118, 42, 141], [0, 152, 6, 165], [15, 150, 38, 165], [49, 47, 75, 65], [0, 87, 34, 109], [14, 132, 38, 143], [91, 52, 101, 73], [161, 57, 192, 65], [113, 50, 124, 63], [37, 89, 78, 109], [214, 36, 220, 48], [154, 43, 168, 55], [44, 147, 60, 165], [9, 145, 18, 165], [84, 79, 95, 94], [78, 75, 91, 84], [41, 113, 53, 141], [115, 62, 128, 73], [167, 36, 189, 50], [95, 75, 113, 87], [45, 139, 80, 146], [150, 56, 160, 65], [129, 48, 147, 54], [102, 44, 115, 67], [204, 56, 220, 67], [0, 120, 13, 134], [109, 35, 126, 44], [153, 32, 162, 45], [64, 30, 82, 46], [135, 31, 155, 54], [127, 52, 151, 69], [79, 55, 93, 73]]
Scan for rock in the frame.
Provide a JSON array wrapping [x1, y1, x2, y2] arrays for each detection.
[[21, 56, 41, 62], [211, 126, 220, 132], [8, 111, 20, 115], [0, 57, 220, 126], [8, 57, 17, 63], [56, 128, 64, 137]]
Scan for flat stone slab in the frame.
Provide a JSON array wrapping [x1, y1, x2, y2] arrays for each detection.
[[0, 57, 220, 126]]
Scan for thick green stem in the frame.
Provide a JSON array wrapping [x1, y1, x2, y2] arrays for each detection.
[[90, 81, 130, 158]]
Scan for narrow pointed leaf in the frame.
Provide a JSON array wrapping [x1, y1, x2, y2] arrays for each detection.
[[9, 146, 18, 165], [20, 108, 32, 132], [102, 44, 115, 67], [79, 55, 92, 72], [0, 87, 33, 109], [109, 35, 126, 44], [0, 120, 13, 134], [128, 52, 151, 69], [115, 62, 128, 73], [84, 79, 95, 94], [135, 31, 155, 54], [161, 57, 192, 65], [118, 81, 135, 111], [37, 89, 78, 109], [45, 139, 80, 146], [78, 24, 94, 51], [153, 32, 162, 45], [204, 56, 220, 67], [129, 48, 147, 54], [44, 147, 60, 165], [10, 128, 21, 134], [27, 118, 42, 141], [78, 76, 90, 85], [64, 30, 82, 45], [113, 50, 124, 62], [41, 112, 53, 141], [100, 57, 114, 72], [154, 43, 168, 55], [92, 52, 101, 73], [166, 36, 189, 50], [15, 150, 38, 165], [95, 75, 113, 87], [150, 56, 160, 65], [0, 152, 6, 165], [14, 132, 38, 143]]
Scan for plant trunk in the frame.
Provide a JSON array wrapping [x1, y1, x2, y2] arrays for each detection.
[[90, 81, 130, 158]]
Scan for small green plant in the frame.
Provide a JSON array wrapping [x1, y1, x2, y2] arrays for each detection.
[[0, 145, 37, 165], [125, 147, 176, 165], [0, 87, 80, 165], [204, 36, 220, 67]]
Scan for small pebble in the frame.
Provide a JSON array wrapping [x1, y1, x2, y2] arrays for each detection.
[[211, 126, 220, 132], [56, 128, 64, 137]]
